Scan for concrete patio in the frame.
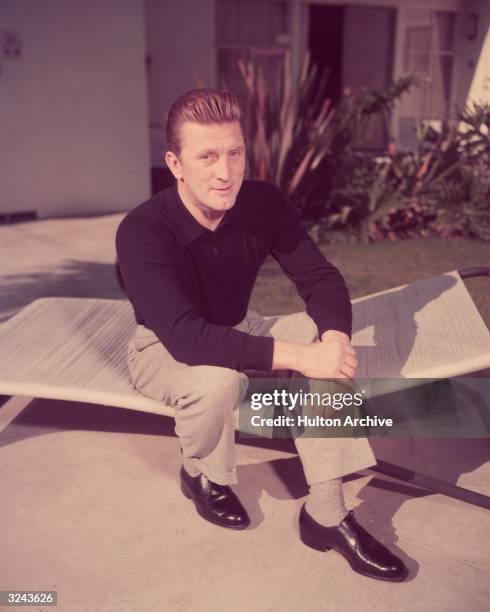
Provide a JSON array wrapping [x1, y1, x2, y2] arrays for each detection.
[[0, 214, 489, 612]]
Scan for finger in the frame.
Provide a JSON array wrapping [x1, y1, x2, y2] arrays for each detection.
[[340, 364, 355, 378], [323, 369, 348, 380], [345, 355, 358, 369], [343, 345, 356, 357]]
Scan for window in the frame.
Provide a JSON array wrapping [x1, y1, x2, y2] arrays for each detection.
[[215, 0, 290, 101], [398, 9, 456, 149]]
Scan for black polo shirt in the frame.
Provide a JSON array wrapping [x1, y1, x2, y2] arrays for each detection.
[[115, 180, 352, 371]]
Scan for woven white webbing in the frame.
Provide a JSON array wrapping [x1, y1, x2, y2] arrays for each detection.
[[0, 271, 488, 413]]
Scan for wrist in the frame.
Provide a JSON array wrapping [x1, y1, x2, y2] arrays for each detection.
[[272, 339, 304, 371], [321, 329, 351, 344]]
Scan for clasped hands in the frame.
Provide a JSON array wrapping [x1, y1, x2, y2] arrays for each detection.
[[272, 329, 358, 380], [297, 329, 358, 380]]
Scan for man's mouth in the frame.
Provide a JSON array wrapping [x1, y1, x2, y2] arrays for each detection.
[[213, 185, 232, 192]]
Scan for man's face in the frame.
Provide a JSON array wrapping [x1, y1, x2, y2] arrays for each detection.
[[167, 121, 246, 214]]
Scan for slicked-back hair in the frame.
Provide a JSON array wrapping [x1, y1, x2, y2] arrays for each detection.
[[166, 88, 242, 156]]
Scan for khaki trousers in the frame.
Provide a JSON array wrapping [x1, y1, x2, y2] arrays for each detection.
[[127, 310, 376, 485]]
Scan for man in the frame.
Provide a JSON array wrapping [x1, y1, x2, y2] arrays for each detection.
[[116, 89, 408, 582]]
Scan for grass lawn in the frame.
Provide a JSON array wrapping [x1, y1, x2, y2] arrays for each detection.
[[250, 238, 490, 327]]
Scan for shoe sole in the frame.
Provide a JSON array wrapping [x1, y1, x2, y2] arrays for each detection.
[[180, 481, 250, 530], [300, 529, 408, 582]]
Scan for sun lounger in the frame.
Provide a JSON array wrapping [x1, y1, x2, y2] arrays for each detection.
[[0, 268, 489, 505], [1, 268, 488, 408]]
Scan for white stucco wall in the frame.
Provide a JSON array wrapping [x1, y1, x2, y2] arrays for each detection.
[[145, 0, 216, 166], [0, 0, 150, 218]]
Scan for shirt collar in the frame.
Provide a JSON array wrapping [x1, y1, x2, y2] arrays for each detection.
[[169, 182, 246, 247]]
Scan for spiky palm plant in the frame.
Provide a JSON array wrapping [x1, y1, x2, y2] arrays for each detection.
[[238, 50, 417, 219]]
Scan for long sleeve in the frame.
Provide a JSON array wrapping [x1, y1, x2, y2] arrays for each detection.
[[269, 185, 352, 338]]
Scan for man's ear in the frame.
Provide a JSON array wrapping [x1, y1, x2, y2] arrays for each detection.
[[165, 150, 183, 180]]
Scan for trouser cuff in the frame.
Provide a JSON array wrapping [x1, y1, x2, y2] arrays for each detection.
[[185, 457, 238, 486]]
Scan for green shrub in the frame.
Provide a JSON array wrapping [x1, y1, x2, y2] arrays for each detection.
[[314, 103, 490, 242]]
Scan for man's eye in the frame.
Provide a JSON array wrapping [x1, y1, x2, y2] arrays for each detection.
[[230, 150, 241, 158], [200, 153, 216, 161]]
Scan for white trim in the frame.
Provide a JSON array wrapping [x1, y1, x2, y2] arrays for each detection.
[[290, 0, 308, 84], [392, 4, 406, 143], [450, 7, 465, 112]]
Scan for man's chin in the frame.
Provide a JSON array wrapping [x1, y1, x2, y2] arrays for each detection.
[[208, 195, 237, 211]]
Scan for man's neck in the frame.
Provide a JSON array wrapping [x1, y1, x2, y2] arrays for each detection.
[[177, 182, 224, 231]]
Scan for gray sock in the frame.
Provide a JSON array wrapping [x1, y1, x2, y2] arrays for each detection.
[[305, 478, 348, 527], [182, 461, 201, 478]]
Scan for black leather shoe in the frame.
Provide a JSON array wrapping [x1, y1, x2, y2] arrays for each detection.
[[180, 467, 250, 530], [299, 505, 408, 581]]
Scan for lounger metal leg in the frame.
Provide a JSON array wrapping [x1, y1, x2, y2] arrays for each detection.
[[371, 267, 490, 510], [372, 460, 490, 510]]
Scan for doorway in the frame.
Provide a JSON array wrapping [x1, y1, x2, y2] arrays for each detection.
[[307, 3, 396, 150], [308, 4, 344, 107]]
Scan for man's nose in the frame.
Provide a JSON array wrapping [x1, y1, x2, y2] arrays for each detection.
[[215, 156, 231, 182]]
